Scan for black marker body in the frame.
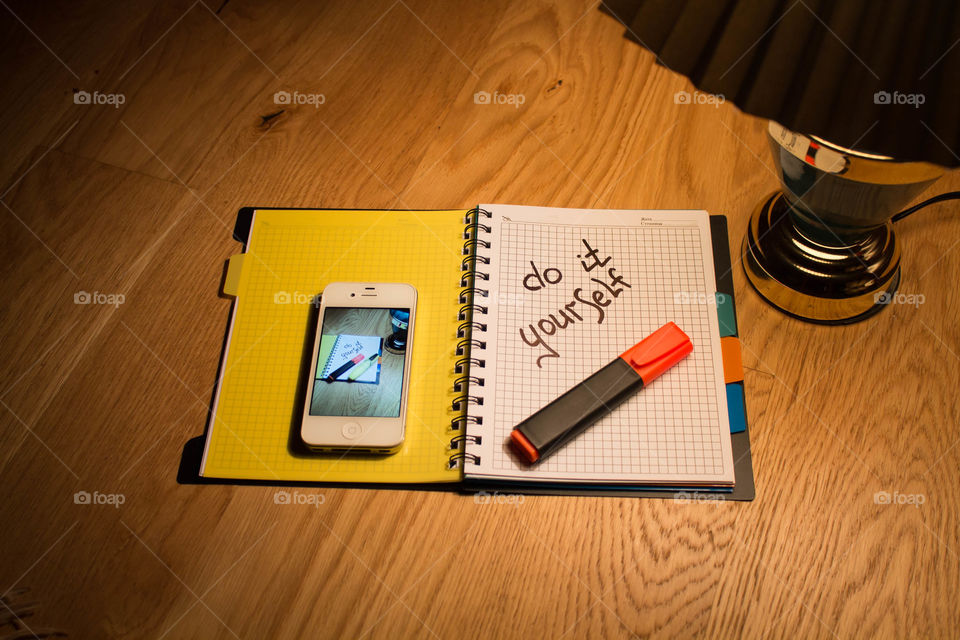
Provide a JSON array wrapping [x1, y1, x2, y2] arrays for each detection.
[[514, 358, 643, 461]]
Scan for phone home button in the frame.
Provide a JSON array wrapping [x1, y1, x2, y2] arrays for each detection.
[[341, 422, 363, 439]]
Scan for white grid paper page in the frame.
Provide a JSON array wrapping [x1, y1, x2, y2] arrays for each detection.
[[464, 205, 734, 485]]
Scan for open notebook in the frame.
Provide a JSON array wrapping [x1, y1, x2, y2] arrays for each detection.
[[194, 206, 752, 498]]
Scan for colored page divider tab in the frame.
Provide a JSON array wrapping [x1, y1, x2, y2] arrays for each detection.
[[222, 254, 245, 297], [726, 383, 746, 433], [716, 292, 738, 337], [720, 336, 744, 384]]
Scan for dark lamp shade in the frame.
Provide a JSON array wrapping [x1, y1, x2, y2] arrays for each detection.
[[602, 0, 960, 167]]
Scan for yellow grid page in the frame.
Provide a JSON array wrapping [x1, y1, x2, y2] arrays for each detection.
[[201, 209, 468, 482]]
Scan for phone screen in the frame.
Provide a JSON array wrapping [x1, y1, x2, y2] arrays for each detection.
[[309, 307, 411, 417]]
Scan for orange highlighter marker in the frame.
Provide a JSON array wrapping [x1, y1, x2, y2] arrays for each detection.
[[510, 322, 693, 464], [324, 352, 366, 382]]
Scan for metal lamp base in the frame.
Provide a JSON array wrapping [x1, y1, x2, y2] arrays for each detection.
[[742, 192, 901, 325]]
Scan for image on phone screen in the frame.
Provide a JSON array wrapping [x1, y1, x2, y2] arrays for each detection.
[[310, 307, 410, 417]]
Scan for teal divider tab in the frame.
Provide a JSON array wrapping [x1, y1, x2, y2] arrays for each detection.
[[716, 292, 738, 337]]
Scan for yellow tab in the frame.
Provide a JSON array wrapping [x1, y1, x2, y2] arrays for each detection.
[[222, 254, 245, 297]]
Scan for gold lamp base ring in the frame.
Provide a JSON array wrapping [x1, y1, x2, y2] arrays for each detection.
[[742, 193, 901, 324]]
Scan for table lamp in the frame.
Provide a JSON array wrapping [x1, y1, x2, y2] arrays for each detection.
[[385, 309, 410, 353], [602, 0, 959, 323]]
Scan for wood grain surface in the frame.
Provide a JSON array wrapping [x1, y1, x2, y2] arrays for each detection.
[[1, 1, 959, 638]]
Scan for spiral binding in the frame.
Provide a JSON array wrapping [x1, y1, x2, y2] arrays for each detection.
[[449, 433, 482, 446], [455, 356, 484, 373], [453, 375, 484, 391], [449, 207, 491, 469], [457, 321, 487, 338], [451, 415, 482, 428], [448, 451, 481, 468]]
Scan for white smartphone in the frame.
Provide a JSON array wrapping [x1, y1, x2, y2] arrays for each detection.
[[301, 282, 416, 453]]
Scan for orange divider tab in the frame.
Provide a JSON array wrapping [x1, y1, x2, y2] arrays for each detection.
[[720, 336, 744, 384]]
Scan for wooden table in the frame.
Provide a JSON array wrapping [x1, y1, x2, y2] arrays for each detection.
[[2, 1, 958, 638]]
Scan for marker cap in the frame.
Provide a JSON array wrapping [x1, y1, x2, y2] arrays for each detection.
[[510, 429, 540, 463], [618, 322, 693, 385]]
